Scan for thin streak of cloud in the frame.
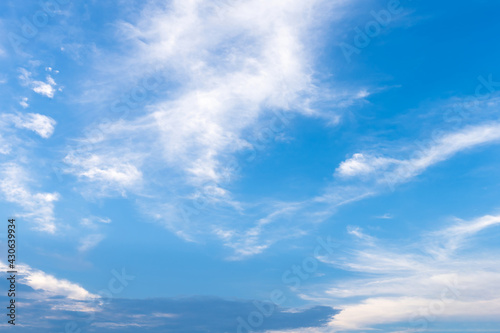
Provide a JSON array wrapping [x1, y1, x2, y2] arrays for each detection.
[[300, 213, 500, 330]]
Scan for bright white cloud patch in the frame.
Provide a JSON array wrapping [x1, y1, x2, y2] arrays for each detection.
[[18, 68, 58, 98], [0, 261, 99, 301], [9, 112, 56, 138]]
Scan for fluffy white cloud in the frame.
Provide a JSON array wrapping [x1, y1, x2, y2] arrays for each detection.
[[20, 97, 29, 108], [9, 112, 56, 138], [18, 68, 58, 98], [1, 112, 56, 139]]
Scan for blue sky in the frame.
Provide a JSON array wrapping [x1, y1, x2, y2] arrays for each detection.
[[1, 0, 500, 332]]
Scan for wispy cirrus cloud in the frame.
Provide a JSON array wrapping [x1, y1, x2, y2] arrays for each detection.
[[298, 213, 500, 331], [80, 216, 112, 229], [59, 1, 500, 261], [336, 122, 500, 186], [77, 216, 111, 252], [64, 151, 143, 197], [78, 233, 106, 252], [257, 120, 500, 253], [0, 111, 58, 232], [204, 118, 500, 259], [0, 163, 59, 233]]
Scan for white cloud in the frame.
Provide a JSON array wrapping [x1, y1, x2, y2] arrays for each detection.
[[0, 261, 99, 301], [64, 152, 143, 196], [20, 97, 29, 108], [66, 0, 358, 188], [32, 80, 56, 97], [336, 122, 500, 186], [81, 216, 112, 228], [426, 214, 500, 259], [62, 0, 355, 246], [199, 120, 500, 258], [81, 0, 326, 185], [9, 112, 56, 138], [78, 234, 106, 252], [336, 153, 399, 177], [62, 1, 500, 260], [0, 163, 59, 233], [18, 68, 58, 98], [198, 120, 500, 257], [0, 112, 58, 232], [214, 202, 306, 259], [304, 214, 500, 330]]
